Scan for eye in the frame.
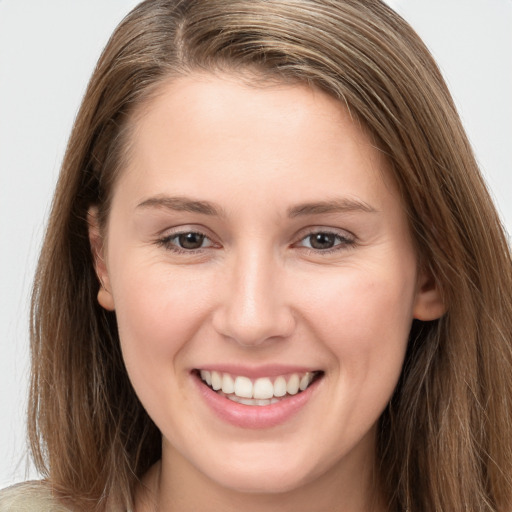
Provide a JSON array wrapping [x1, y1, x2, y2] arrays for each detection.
[[296, 230, 355, 252], [157, 230, 215, 252], [175, 232, 208, 250]]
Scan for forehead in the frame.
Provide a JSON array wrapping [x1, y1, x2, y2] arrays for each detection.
[[114, 72, 396, 215]]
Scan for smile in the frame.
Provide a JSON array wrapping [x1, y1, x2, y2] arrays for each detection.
[[198, 370, 321, 406]]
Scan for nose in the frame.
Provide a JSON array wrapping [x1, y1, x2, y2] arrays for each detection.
[[211, 247, 295, 347]]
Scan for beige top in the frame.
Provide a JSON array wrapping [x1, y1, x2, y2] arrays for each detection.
[[0, 481, 73, 512], [0, 481, 134, 512]]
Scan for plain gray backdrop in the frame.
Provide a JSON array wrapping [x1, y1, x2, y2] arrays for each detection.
[[1, 0, 511, 487]]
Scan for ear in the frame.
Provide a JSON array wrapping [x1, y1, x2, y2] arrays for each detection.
[[413, 267, 446, 321], [88, 207, 115, 311]]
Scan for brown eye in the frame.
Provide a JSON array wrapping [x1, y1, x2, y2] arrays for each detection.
[[296, 230, 355, 253], [177, 232, 206, 249], [158, 231, 214, 252], [308, 233, 336, 250]]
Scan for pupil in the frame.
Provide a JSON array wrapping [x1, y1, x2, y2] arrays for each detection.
[[310, 233, 335, 249], [179, 233, 204, 249]]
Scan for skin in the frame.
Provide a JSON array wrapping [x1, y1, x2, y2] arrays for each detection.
[[90, 72, 444, 512]]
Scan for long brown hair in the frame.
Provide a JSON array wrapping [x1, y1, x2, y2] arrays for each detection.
[[29, 1, 512, 510]]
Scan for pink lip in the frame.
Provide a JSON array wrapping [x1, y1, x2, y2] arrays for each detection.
[[193, 371, 322, 429]]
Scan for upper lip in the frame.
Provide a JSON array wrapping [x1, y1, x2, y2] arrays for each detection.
[[193, 364, 322, 379]]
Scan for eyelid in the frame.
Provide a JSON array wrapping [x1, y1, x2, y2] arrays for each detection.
[[294, 225, 356, 241], [156, 223, 216, 239], [154, 225, 357, 255], [293, 226, 357, 252], [156, 225, 220, 253]]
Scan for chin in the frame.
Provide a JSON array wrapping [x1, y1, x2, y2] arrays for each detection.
[[214, 472, 309, 495], [203, 454, 319, 495]]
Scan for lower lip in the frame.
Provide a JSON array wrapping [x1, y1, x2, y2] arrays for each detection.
[[193, 373, 321, 429]]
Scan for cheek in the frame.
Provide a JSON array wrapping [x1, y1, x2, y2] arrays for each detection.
[[109, 259, 212, 387], [302, 266, 415, 444], [301, 262, 415, 382]]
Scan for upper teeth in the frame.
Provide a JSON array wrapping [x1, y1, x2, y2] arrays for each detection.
[[199, 370, 316, 400]]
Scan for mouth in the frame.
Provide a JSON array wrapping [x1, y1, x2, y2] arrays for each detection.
[[194, 369, 324, 407]]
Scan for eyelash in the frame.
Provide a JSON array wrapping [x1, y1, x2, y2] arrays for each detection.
[[156, 230, 216, 254], [156, 229, 356, 255], [295, 230, 356, 254]]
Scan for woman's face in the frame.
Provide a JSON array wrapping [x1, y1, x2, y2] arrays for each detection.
[[91, 73, 442, 498]]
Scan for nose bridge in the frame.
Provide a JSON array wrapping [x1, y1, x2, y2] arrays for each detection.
[[213, 243, 294, 346]]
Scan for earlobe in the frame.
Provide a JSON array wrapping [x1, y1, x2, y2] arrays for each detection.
[[88, 207, 115, 311], [413, 269, 446, 321]]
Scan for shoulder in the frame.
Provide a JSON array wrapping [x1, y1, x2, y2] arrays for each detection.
[[0, 481, 73, 512]]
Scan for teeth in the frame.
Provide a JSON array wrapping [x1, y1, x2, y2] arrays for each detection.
[[237, 398, 255, 406], [253, 377, 274, 399], [199, 370, 319, 401], [211, 371, 222, 391], [221, 374, 235, 394], [286, 374, 300, 395], [234, 376, 253, 398], [299, 374, 310, 391], [273, 376, 287, 397], [200, 370, 212, 386], [228, 395, 280, 406]]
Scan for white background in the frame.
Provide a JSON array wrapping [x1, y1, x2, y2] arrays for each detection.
[[1, 0, 511, 487]]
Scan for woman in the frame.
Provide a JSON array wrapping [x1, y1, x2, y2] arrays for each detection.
[[1, 0, 511, 510]]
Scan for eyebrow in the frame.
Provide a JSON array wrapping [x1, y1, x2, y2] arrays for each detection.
[[136, 195, 224, 217], [287, 198, 377, 217], [136, 195, 377, 218]]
